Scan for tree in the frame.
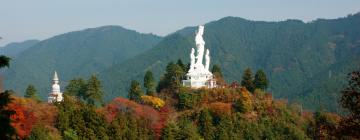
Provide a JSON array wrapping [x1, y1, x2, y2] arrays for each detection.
[[338, 70, 360, 138], [144, 70, 156, 96], [84, 75, 103, 106], [161, 121, 180, 140], [64, 78, 86, 98], [0, 55, 10, 68], [241, 68, 255, 92], [212, 64, 225, 86], [235, 88, 253, 113], [157, 62, 185, 93], [211, 64, 223, 78], [254, 70, 268, 90], [178, 120, 202, 140], [24, 84, 40, 101], [0, 90, 16, 139], [129, 80, 144, 103], [177, 59, 187, 72], [199, 109, 215, 140]]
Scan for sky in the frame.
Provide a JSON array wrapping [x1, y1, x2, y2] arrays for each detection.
[[1, 0, 359, 46]]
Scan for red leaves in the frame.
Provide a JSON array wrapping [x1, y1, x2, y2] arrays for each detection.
[[8, 102, 36, 138]]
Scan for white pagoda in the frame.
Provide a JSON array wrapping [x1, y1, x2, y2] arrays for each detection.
[[48, 71, 63, 103], [182, 26, 216, 88]]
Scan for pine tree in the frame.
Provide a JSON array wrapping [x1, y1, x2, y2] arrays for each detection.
[[161, 121, 180, 140], [178, 120, 202, 140], [157, 62, 185, 93], [216, 117, 234, 140], [24, 84, 40, 101], [211, 64, 223, 78], [241, 68, 255, 92], [177, 59, 187, 72], [64, 78, 86, 98], [129, 80, 144, 103], [199, 109, 215, 140], [338, 70, 360, 138], [0, 90, 16, 139], [0, 55, 10, 68], [84, 75, 103, 106], [144, 70, 156, 96], [254, 70, 268, 90]]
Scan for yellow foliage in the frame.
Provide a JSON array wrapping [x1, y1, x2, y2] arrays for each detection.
[[141, 95, 165, 109]]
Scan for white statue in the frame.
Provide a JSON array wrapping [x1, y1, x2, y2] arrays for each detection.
[[205, 49, 210, 71], [195, 26, 205, 70], [189, 48, 195, 72], [182, 25, 216, 88]]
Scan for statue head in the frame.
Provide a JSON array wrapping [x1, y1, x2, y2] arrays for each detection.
[[197, 26, 204, 36]]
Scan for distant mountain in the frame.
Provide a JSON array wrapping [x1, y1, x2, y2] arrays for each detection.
[[0, 40, 39, 58], [3, 26, 162, 98], [99, 13, 360, 112]]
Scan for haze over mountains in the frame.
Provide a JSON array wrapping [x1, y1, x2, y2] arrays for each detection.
[[2, 13, 360, 112]]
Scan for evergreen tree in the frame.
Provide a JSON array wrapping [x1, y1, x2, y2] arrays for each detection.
[[216, 117, 234, 140], [211, 64, 223, 78], [338, 70, 360, 138], [0, 55, 10, 68], [254, 70, 268, 90], [178, 120, 202, 140], [157, 62, 185, 93], [199, 109, 215, 140], [177, 59, 187, 72], [0, 90, 16, 139], [241, 68, 255, 92], [161, 121, 180, 140], [129, 80, 144, 103], [24, 84, 40, 101], [144, 70, 156, 96], [84, 75, 103, 106], [64, 78, 86, 98]]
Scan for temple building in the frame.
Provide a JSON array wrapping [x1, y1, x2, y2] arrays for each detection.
[[48, 71, 63, 103], [182, 26, 216, 88]]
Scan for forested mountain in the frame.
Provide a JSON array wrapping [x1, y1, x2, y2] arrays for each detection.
[[3, 26, 162, 98], [0, 40, 39, 58], [99, 13, 360, 112], [3, 13, 360, 112]]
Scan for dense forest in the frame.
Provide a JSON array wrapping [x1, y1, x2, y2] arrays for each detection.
[[3, 13, 360, 113], [1, 58, 359, 139]]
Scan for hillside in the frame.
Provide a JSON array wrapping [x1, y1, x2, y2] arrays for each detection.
[[99, 13, 360, 112], [3, 26, 162, 98], [0, 40, 39, 58]]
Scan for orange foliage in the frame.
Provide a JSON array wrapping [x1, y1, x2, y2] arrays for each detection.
[[7, 96, 58, 139], [103, 97, 167, 138], [209, 102, 232, 117], [8, 102, 36, 138]]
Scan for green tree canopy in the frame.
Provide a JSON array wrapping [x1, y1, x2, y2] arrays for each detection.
[[144, 70, 156, 96], [0, 90, 16, 139], [199, 109, 215, 140], [24, 84, 40, 101], [338, 70, 360, 138], [157, 62, 185, 93], [64, 78, 86, 99], [211, 64, 223, 78], [254, 69, 269, 91], [161, 121, 180, 140], [241, 68, 255, 92], [128, 80, 144, 103], [177, 59, 187, 72], [84, 75, 103, 106]]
